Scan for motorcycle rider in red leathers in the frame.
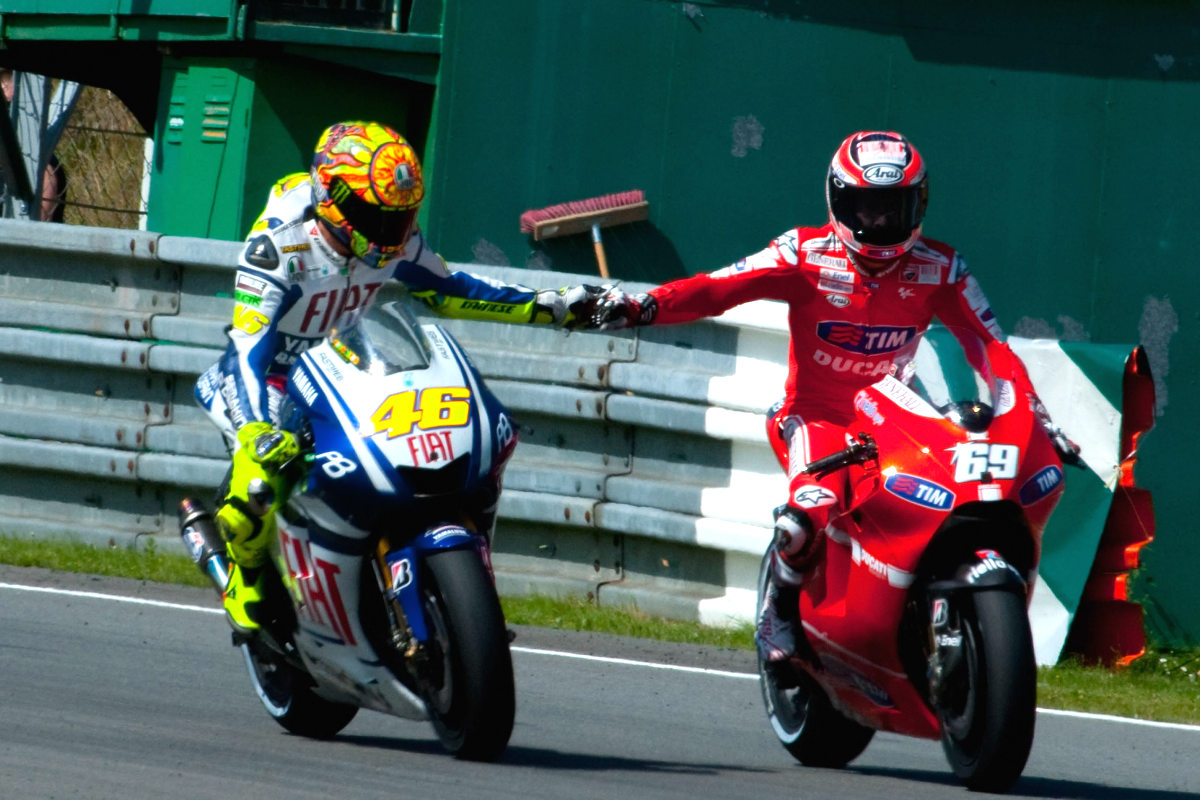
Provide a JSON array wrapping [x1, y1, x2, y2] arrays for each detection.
[[588, 131, 1077, 662]]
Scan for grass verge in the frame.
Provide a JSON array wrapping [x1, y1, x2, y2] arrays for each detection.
[[2, 535, 1196, 724]]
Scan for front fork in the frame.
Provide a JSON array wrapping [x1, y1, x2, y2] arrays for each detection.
[[925, 548, 1026, 706], [373, 536, 426, 661], [371, 525, 490, 667], [926, 592, 964, 707]]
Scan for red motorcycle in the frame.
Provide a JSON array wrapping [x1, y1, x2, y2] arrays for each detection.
[[758, 326, 1073, 793]]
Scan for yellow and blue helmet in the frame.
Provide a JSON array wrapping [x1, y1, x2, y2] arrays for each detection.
[[310, 121, 425, 268]]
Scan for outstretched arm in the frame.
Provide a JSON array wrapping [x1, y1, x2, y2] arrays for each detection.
[[395, 233, 607, 328]]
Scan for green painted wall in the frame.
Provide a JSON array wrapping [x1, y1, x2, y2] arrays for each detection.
[[148, 56, 433, 239], [425, 0, 1199, 644]]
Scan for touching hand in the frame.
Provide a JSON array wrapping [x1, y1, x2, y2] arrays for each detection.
[[591, 288, 657, 330]]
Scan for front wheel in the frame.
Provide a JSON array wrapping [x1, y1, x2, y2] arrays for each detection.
[[936, 588, 1036, 793], [241, 640, 358, 739], [417, 548, 515, 761]]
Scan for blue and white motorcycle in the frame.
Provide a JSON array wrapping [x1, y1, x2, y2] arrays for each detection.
[[181, 300, 517, 761]]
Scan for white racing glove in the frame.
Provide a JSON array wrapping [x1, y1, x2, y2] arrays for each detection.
[[533, 284, 611, 329]]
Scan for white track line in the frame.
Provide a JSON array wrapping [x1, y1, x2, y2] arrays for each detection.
[[4, 581, 1197, 733]]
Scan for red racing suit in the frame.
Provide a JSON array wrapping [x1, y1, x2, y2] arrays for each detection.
[[644, 224, 1034, 535]]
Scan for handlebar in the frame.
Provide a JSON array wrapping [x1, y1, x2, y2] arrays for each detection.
[[801, 433, 878, 479]]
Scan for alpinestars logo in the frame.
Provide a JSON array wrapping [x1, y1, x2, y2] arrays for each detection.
[[817, 322, 917, 355]]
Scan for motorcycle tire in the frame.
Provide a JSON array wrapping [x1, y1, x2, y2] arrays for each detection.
[[418, 548, 515, 761], [755, 555, 873, 767], [937, 587, 1036, 793], [241, 639, 359, 739], [759, 657, 876, 767]]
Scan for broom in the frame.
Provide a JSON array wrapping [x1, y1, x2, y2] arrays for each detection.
[[519, 189, 649, 279]]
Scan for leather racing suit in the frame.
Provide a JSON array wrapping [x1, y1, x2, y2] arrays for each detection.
[[192, 172, 583, 633], [640, 224, 1038, 546], [195, 172, 570, 444]]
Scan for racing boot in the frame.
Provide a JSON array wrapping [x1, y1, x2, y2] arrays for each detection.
[[221, 560, 266, 637], [214, 422, 298, 637], [756, 576, 799, 663], [216, 497, 271, 637], [755, 506, 813, 663]]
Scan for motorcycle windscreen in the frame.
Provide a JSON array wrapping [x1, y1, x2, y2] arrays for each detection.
[[904, 326, 1006, 432], [327, 301, 431, 376]]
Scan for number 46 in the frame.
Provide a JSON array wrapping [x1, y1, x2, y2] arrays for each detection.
[[370, 387, 471, 439], [952, 443, 1019, 482]]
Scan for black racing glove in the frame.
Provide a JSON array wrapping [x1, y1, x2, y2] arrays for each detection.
[[591, 289, 658, 330]]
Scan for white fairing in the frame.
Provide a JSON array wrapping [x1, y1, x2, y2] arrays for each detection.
[[274, 514, 429, 719], [265, 315, 494, 721]]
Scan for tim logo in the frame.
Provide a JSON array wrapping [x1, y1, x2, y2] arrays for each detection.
[[885, 473, 955, 510], [817, 322, 916, 355], [1019, 465, 1063, 505]]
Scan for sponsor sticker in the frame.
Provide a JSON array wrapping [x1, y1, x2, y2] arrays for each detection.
[[854, 391, 885, 425], [429, 525, 472, 543], [900, 263, 942, 285], [818, 277, 854, 295], [884, 473, 955, 510], [1019, 465, 1063, 505], [773, 231, 801, 265], [854, 138, 907, 164], [816, 321, 916, 355], [792, 485, 836, 509], [825, 293, 850, 308], [862, 163, 904, 185], [812, 349, 896, 377], [805, 251, 849, 270], [389, 557, 413, 590], [819, 266, 855, 284], [966, 550, 1021, 584], [236, 274, 267, 297]]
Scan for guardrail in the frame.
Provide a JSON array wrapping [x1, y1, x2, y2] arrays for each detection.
[[0, 219, 1146, 665]]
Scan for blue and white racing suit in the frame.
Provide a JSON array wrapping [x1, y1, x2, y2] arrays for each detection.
[[195, 173, 575, 449]]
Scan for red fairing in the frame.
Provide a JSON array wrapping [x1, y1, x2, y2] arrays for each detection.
[[784, 337, 1065, 740]]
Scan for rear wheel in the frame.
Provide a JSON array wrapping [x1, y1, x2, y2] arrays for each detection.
[[755, 553, 874, 766], [241, 640, 358, 739], [417, 548, 515, 761], [936, 588, 1036, 792], [759, 660, 876, 767]]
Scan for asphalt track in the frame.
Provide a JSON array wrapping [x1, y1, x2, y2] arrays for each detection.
[[2, 566, 1197, 800]]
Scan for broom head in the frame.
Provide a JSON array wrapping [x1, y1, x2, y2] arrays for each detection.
[[519, 190, 648, 241]]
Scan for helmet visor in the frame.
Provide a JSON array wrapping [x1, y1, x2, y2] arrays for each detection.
[[829, 180, 927, 247], [330, 176, 417, 247]]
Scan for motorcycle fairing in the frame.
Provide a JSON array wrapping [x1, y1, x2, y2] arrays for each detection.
[[290, 323, 506, 529], [793, 332, 1065, 740], [272, 513, 431, 720]]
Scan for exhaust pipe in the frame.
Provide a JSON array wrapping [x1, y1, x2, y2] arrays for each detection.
[[178, 497, 231, 595]]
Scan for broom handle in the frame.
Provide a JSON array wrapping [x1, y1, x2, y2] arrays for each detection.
[[591, 223, 611, 279]]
